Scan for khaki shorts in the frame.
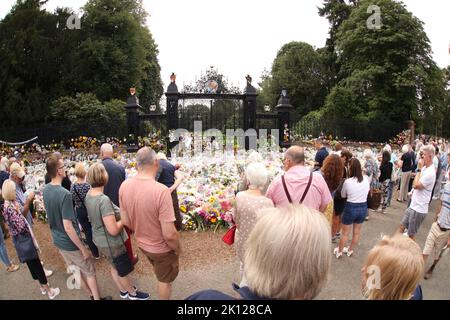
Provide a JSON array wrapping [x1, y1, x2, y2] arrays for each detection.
[[423, 222, 450, 257], [59, 249, 96, 277], [140, 248, 179, 283], [99, 245, 127, 267]]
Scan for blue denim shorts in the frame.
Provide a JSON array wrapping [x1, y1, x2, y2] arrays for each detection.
[[342, 202, 368, 225]]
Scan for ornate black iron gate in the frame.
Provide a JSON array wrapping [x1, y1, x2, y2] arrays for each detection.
[[125, 72, 295, 152]]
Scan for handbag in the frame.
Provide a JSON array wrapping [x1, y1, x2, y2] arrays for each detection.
[[100, 199, 134, 277], [6, 203, 39, 263], [367, 189, 383, 210], [14, 232, 38, 263], [222, 225, 236, 245]]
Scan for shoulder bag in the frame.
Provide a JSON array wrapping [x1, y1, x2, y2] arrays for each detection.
[[100, 199, 134, 277]]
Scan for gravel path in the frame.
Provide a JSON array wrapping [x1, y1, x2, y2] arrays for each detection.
[[1, 195, 449, 300]]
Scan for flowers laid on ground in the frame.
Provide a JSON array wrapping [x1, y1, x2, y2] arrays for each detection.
[[17, 128, 428, 232], [389, 130, 411, 147]]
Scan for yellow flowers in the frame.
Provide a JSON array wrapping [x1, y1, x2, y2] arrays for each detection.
[[180, 205, 187, 213]]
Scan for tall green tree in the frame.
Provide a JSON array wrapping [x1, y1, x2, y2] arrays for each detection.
[[0, 0, 163, 128], [324, 0, 446, 126], [268, 42, 329, 120], [75, 0, 163, 105], [0, 0, 58, 124], [318, 0, 358, 90]]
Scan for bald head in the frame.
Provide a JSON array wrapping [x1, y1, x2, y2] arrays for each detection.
[[136, 147, 157, 169], [100, 143, 114, 159], [285, 146, 305, 165]]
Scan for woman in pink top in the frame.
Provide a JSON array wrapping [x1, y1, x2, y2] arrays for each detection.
[[233, 163, 274, 286]]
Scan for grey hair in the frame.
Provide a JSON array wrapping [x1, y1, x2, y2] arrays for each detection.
[[285, 146, 305, 164], [363, 149, 374, 159], [101, 143, 114, 154], [136, 147, 156, 168], [245, 162, 268, 190], [244, 205, 331, 300], [421, 145, 435, 157]]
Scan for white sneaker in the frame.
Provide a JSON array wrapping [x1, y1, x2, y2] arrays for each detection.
[[44, 268, 54, 277], [48, 287, 60, 300], [343, 247, 354, 257], [40, 287, 47, 295], [333, 247, 343, 259]]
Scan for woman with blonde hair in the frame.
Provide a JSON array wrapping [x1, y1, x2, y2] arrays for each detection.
[[2, 180, 60, 299], [362, 235, 424, 300], [188, 205, 331, 300], [70, 162, 99, 258], [85, 163, 149, 300]]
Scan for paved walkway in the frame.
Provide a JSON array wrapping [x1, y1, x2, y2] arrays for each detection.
[[1, 197, 449, 300]]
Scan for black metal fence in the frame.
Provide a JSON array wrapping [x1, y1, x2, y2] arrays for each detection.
[[293, 117, 403, 143], [0, 121, 127, 146]]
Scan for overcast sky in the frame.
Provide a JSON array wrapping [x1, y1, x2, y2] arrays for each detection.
[[1, 0, 449, 93]]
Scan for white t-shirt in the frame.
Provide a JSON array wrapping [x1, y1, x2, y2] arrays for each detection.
[[433, 156, 439, 173], [341, 176, 370, 203], [410, 165, 436, 214]]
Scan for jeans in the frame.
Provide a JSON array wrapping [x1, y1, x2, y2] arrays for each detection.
[[0, 227, 12, 267], [75, 207, 99, 258], [386, 181, 394, 207], [381, 180, 390, 209]]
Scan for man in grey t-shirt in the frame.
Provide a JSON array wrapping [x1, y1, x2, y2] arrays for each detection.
[[44, 153, 107, 300]]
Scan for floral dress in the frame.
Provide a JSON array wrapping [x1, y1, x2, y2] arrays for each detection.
[[233, 192, 274, 266], [364, 159, 381, 190], [2, 201, 29, 237]]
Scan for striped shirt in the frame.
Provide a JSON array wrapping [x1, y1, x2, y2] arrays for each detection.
[[438, 183, 450, 229]]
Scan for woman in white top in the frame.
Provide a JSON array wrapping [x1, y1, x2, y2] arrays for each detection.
[[334, 158, 370, 258]]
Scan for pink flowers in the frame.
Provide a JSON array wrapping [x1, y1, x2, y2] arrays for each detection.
[[220, 200, 232, 212]]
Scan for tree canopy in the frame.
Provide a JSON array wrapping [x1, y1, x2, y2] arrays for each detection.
[[0, 0, 163, 129], [259, 0, 448, 138]]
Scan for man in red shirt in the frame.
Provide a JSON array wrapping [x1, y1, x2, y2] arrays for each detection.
[[119, 147, 180, 300]]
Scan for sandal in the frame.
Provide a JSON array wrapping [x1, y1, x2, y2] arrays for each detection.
[[6, 264, 19, 272]]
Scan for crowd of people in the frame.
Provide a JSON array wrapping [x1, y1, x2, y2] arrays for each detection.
[[0, 134, 449, 300]]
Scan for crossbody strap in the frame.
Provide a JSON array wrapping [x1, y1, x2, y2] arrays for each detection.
[[281, 175, 293, 203], [98, 197, 126, 257], [73, 185, 86, 208], [301, 173, 313, 203], [281, 173, 313, 204]]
